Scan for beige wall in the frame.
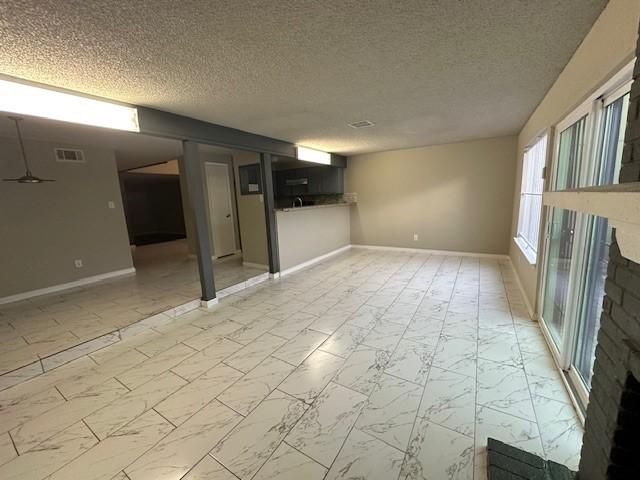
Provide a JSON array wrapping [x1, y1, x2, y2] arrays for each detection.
[[509, 0, 640, 310], [346, 136, 517, 255], [276, 205, 351, 271], [231, 150, 269, 267], [0, 137, 133, 299]]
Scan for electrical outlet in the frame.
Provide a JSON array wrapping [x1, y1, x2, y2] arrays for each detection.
[[413, 233, 419, 241], [108, 201, 115, 209], [74, 259, 83, 268]]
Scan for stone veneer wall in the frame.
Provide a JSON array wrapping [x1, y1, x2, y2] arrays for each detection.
[[578, 23, 640, 479]]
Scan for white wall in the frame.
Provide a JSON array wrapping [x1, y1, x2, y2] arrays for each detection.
[[0, 137, 133, 298], [509, 0, 640, 310], [346, 136, 517, 255], [276, 205, 351, 271]]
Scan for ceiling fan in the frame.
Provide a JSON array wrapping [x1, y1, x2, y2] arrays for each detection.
[[3, 116, 55, 183]]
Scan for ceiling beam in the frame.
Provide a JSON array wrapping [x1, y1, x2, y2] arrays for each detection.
[[137, 106, 347, 166]]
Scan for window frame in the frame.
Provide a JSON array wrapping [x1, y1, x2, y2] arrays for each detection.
[[537, 59, 634, 410], [514, 133, 549, 265]]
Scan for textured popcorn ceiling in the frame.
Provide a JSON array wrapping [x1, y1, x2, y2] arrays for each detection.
[[0, 0, 607, 155]]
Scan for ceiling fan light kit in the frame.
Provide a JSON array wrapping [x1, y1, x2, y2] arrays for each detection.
[[3, 116, 55, 183]]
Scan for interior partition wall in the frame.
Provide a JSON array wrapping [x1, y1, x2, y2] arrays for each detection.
[[539, 62, 633, 407]]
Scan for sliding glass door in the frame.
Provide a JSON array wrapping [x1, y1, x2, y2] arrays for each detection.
[[540, 79, 631, 403], [572, 93, 629, 388], [541, 117, 586, 350]]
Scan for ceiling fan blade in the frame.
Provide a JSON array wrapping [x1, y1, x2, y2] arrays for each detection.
[[2, 175, 55, 183]]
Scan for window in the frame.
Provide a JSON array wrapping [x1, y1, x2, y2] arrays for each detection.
[[515, 134, 547, 263], [538, 59, 633, 408]]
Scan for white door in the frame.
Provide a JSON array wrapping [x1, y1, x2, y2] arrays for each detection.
[[205, 162, 236, 258]]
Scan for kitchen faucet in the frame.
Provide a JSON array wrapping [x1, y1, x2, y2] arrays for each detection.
[[293, 197, 303, 207]]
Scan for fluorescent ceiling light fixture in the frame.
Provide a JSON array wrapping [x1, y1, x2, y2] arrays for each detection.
[[296, 146, 331, 165], [0, 79, 140, 132]]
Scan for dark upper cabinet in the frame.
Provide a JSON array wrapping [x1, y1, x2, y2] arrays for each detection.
[[322, 167, 344, 194], [307, 167, 323, 195], [274, 166, 344, 197]]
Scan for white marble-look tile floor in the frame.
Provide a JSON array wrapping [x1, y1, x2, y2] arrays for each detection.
[[0, 248, 584, 479], [0, 240, 266, 379]]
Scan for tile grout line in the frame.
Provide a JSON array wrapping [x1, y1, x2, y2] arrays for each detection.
[[6, 430, 19, 459], [282, 440, 333, 473], [54, 384, 68, 401], [81, 419, 101, 443], [205, 452, 242, 479], [151, 407, 178, 429], [112, 376, 132, 393]]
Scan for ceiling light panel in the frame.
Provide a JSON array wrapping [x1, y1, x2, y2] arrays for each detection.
[[296, 146, 331, 165], [0, 79, 140, 132]]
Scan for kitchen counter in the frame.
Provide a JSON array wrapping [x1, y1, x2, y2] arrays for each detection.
[[275, 202, 355, 212], [275, 202, 351, 272]]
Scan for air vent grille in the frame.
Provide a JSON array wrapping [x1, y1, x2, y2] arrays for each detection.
[[54, 148, 85, 163], [348, 120, 375, 129]]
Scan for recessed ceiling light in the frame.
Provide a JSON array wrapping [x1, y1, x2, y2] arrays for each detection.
[[348, 120, 375, 129]]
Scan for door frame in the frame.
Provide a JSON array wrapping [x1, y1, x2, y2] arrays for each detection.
[[204, 161, 237, 258]]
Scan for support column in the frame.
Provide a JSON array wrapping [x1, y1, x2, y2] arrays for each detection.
[[181, 140, 217, 306], [260, 152, 280, 275]]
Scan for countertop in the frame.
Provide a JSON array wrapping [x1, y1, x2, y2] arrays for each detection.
[[275, 202, 355, 212]]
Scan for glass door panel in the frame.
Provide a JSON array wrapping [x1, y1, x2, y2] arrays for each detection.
[[572, 93, 629, 387], [542, 208, 577, 347], [573, 215, 610, 386], [553, 117, 586, 190], [541, 117, 586, 349]]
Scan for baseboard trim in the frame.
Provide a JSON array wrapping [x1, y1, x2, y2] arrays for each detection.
[[277, 244, 510, 278], [279, 245, 352, 277], [506, 257, 536, 320], [350, 244, 509, 259], [0, 267, 137, 305], [201, 298, 219, 308]]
